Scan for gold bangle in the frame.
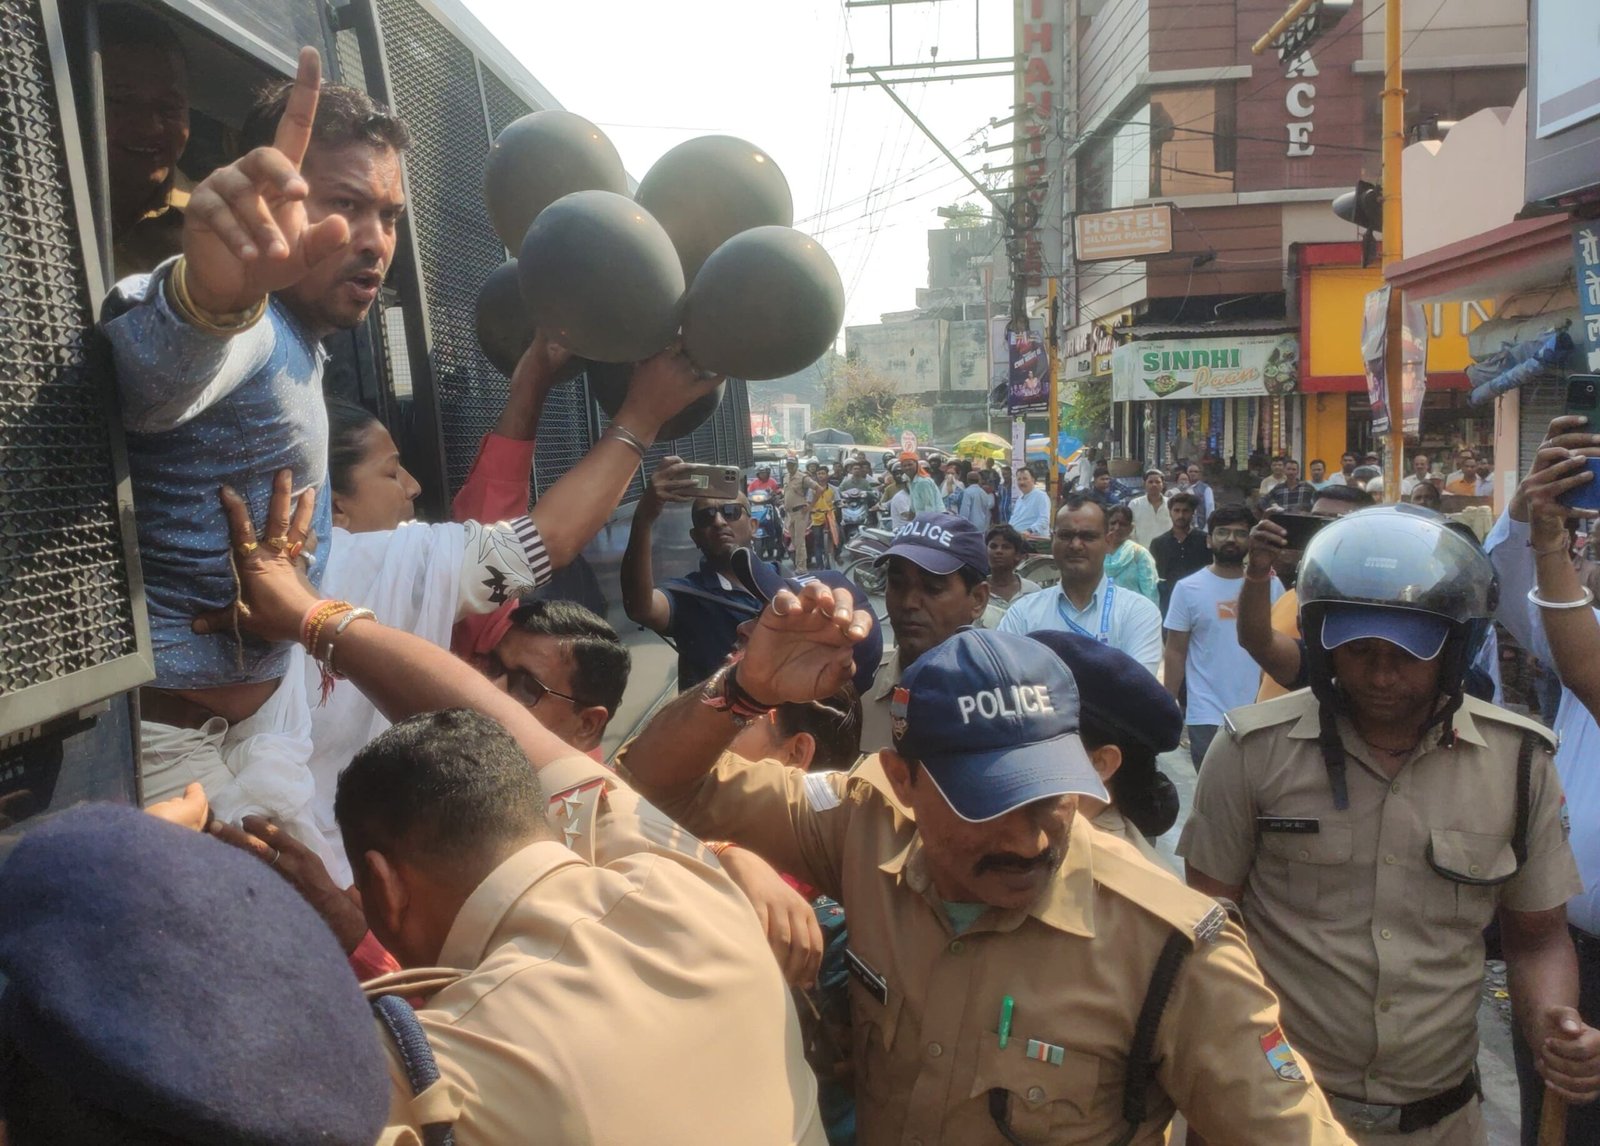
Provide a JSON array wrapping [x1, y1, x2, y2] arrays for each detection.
[[169, 256, 268, 334]]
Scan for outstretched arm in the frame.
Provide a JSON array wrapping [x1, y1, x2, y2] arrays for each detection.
[[530, 349, 720, 569], [1521, 424, 1600, 720], [621, 456, 702, 633], [1238, 518, 1302, 688], [201, 471, 581, 770]]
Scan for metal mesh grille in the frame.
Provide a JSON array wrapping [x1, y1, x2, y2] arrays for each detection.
[[375, 0, 515, 496], [0, 0, 138, 695]]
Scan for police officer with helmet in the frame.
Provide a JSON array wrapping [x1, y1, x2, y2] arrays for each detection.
[[1182, 505, 1600, 1143]]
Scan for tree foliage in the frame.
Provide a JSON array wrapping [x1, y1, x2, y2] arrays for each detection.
[[1062, 377, 1112, 444], [940, 201, 986, 229], [820, 358, 903, 446]]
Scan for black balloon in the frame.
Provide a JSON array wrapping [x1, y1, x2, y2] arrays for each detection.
[[474, 261, 535, 375], [484, 110, 628, 252], [585, 358, 726, 441], [681, 226, 844, 380], [635, 135, 794, 284], [518, 190, 685, 363]]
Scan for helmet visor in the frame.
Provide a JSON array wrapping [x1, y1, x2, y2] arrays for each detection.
[[1321, 604, 1450, 661]]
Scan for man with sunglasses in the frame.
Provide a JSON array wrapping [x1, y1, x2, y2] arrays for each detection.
[[488, 599, 629, 760], [623, 455, 772, 690]]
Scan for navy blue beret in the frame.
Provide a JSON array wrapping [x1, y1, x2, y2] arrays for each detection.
[[1027, 630, 1184, 755], [0, 804, 389, 1146]]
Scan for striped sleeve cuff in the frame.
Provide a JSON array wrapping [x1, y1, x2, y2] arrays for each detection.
[[511, 514, 554, 589]]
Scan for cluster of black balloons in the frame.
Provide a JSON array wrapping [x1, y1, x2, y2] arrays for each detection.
[[474, 109, 845, 437]]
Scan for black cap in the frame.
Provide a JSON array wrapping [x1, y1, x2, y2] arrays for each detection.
[[1026, 631, 1183, 755], [0, 805, 390, 1145]]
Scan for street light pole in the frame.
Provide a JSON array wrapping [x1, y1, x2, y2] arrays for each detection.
[[1380, 0, 1406, 502]]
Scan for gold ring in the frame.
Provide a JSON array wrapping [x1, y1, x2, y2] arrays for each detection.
[[265, 535, 291, 552], [238, 540, 259, 557], [284, 540, 304, 561]]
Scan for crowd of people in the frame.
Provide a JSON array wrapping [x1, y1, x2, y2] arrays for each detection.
[[6, 20, 1600, 1146]]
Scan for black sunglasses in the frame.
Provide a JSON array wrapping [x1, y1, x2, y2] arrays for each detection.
[[691, 503, 748, 527]]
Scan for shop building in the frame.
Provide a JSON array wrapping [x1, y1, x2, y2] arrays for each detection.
[[1060, 0, 1529, 472]]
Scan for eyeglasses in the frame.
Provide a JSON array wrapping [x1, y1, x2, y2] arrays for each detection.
[[1211, 528, 1251, 541], [691, 503, 748, 527], [488, 653, 580, 709], [1054, 529, 1103, 545]]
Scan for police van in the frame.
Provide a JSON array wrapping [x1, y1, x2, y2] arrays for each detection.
[[0, 0, 751, 839]]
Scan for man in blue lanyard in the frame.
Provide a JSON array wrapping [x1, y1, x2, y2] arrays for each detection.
[[996, 495, 1163, 675]]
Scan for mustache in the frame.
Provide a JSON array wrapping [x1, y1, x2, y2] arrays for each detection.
[[974, 847, 1063, 877]]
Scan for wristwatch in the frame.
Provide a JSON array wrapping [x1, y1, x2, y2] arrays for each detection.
[[700, 663, 775, 730]]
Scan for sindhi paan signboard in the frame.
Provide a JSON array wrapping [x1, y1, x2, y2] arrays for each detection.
[[1111, 335, 1300, 402]]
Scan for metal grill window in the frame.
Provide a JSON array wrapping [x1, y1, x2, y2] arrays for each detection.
[[375, 0, 522, 497], [0, 0, 138, 696]]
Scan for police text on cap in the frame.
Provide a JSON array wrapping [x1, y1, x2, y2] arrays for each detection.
[[957, 685, 1056, 724]]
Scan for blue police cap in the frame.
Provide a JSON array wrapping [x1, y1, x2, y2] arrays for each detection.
[[0, 804, 390, 1146], [1027, 630, 1183, 755], [890, 628, 1106, 821], [731, 548, 885, 696], [873, 512, 990, 578]]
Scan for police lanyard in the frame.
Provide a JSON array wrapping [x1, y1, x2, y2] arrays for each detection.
[[1057, 583, 1116, 643]]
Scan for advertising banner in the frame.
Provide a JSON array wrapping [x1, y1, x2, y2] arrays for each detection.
[[1111, 334, 1299, 402], [1007, 328, 1050, 412], [1574, 221, 1600, 370], [1362, 286, 1429, 436]]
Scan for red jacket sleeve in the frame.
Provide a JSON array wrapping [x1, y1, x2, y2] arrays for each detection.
[[349, 929, 402, 981], [452, 433, 536, 658], [451, 432, 535, 525]]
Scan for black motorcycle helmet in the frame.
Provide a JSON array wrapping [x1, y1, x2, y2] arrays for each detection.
[[1296, 505, 1498, 803]]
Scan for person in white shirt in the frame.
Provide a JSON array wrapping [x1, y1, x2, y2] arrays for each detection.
[[1129, 468, 1172, 546], [1185, 463, 1215, 530], [1160, 505, 1282, 769], [1257, 456, 1286, 498], [1007, 466, 1052, 538], [1399, 452, 1439, 497], [997, 495, 1163, 674]]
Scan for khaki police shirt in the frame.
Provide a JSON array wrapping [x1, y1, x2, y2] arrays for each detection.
[[619, 751, 1355, 1145], [1092, 804, 1167, 868], [784, 472, 817, 513], [366, 755, 825, 1146], [1178, 691, 1582, 1105], [859, 647, 903, 755]]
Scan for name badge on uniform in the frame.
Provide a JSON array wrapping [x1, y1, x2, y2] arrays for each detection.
[[1256, 816, 1320, 834], [845, 949, 888, 1005]]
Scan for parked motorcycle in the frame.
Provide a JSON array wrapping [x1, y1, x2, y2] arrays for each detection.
[[838, 487, 876, 547], [748, 487, 783, 562], [838, 525, 896, 597]]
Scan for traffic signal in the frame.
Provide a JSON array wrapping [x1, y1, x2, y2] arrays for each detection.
[[1332, 179, 1383, 266], [1332, 180, 1383, 231]]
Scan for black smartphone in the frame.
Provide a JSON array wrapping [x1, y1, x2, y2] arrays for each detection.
[[1273, 512, 1328, 550], [1560, 376, 1600, 510]]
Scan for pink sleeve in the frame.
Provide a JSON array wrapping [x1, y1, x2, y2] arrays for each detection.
[[349, 930, 402, 981], [451, 433, 536, 658], [451, 432, 535, 526]]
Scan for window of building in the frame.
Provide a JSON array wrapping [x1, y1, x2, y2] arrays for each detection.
[[1361, 66, 1526, 145], [1078, 84, 1238, 211]]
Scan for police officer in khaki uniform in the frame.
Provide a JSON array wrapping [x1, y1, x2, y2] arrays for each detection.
[[619, 601, 1355, 1143], [784, 454, 821, 571], [858, 511, 991, 752], [1180, 505, 1600, 1143], [210, 475, 826, 1146]]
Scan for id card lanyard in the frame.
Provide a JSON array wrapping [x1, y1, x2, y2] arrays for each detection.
[[1057, 583, 1116, 644]]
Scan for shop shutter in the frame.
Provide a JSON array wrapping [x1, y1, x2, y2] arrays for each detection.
[[1518, 376, 1568, 473]]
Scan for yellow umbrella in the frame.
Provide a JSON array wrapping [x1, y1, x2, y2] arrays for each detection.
[[954, 431, 1011, 461]]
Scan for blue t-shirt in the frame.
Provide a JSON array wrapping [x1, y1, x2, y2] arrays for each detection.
[[661, 561, 768, 690], [102, 263, 332, 689]]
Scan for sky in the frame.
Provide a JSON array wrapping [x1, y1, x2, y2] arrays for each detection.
[[460, 0, 1017, 333]]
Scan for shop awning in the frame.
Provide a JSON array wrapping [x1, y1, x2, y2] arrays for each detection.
[[1122, 317, 1296, 340], [1384, 214, 1575, 304]]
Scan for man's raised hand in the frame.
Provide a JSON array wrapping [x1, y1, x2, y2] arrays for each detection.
[[738, 580, 873, 705], [182, 47, 351, 314]]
